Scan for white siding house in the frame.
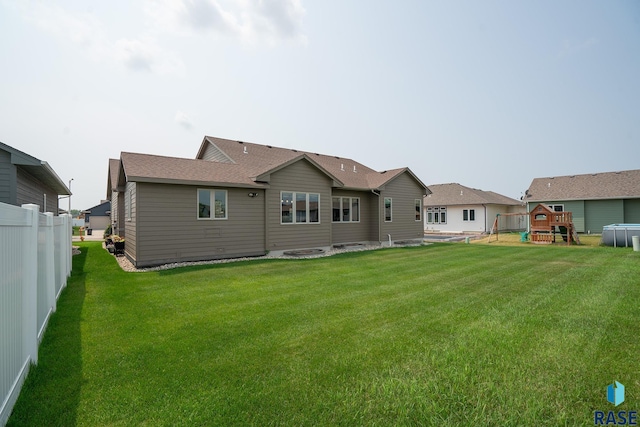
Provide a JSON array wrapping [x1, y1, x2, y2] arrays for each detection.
[[424, 183, 525, 233]]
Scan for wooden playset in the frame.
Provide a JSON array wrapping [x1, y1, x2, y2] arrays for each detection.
[[488, 204, 580, 245]]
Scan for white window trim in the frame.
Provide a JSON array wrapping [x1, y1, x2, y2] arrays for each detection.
[[463, 208, 475, 222], [332, 196, 360, 223], [384, 197, 392, 222], [197, 189, 228, 220], [426, 206, 446, 224], [281, 191, 321, 225], [415, 199, 422, 222]]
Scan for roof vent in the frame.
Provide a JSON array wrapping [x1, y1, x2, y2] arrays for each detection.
[[460, 191, 463, 196], [243, 146, 248, 154], [547, 182, 551, 188], [340, 163, 344, 171], [267, 145, 272, 148], [353, 165, 357, 173]]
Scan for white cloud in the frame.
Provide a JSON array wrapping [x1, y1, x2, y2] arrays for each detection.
[[175, 111, 194, 129], [145, 0, 307, 45], [18, 2, 185, 76]]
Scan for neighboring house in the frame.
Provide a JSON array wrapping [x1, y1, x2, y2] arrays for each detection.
[[108, 136, 430, 267], [0, 141, 70, 213], [82, 200, 111, 233], [424, 183, 525, 233], [524, 169, 640, 234]]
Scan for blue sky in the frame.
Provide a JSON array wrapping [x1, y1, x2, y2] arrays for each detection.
[[1, 1, 639, 211]]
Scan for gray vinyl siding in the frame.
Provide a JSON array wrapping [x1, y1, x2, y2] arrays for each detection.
[[201, 143, 233, 163], [585, 199, 624, 233], [265, 159, 332, 251], [624, 199, 640, 223], [16, 167, 59, 213], [379, 173, 425, 241], [330, 189, 373, 244], [124, 182, 137, 262], [0, 149, 16, 204], [133, 183, 265, 267]]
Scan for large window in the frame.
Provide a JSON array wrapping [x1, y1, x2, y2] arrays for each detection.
[[415, 199, 422, 221], [384, 198, 392, 222], [282, 191, 320, 224], [426, 207, 446, 224], [332, 197, 360, 222], [198, 189, 227, 219], [463, 209, 475, 221]]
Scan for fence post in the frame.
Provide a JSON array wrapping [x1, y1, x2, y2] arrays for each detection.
[[21, 204, 39, 365], [44, 212, 56, 315], [61, 213, 72, 280]]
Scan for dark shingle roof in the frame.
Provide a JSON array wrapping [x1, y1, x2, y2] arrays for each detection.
[[424, 183, 522, 206], [525, 169, 640, 202]]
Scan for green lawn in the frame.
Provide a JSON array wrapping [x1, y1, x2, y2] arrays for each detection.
[[8, 242, 640, 426]]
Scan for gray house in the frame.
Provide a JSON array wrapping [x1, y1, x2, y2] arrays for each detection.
[[424, 183, 525, 233], [524, 169, 640, 233], [82, 200, 111, 233], [108, 136, 430, 267], [0, 142, 70, 213]]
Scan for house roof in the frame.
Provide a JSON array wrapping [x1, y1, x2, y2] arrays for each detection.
[[525, 169, 640, 202], [82, 200, 111, 215], [196, 136, 430, 192], [116, 136, 429, 193], [0, 141, 71, 195], [424, 183, 522, 206], [120, 152, 267, 188]]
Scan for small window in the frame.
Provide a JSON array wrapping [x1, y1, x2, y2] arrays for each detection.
[[281, 192, 293, 223], [351, 198, 359, 222], [332, 197, 360, 223], [296, 193, 307, 223], [463, 209, 475, 221], [309, 194, 319, 223], [125, 188, 132, 221], [342, 197, 350, 222], [384, 198, 392, 222], [198, 189, 227, 220], [415, 199, 422, 221], [282, 191, 320, 224], [426, 207, 446, 224]]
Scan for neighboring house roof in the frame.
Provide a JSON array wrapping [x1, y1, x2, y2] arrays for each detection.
[[0, 141, 71, 195], [525, 169, 640, 202], [82, 200, 111, 216], [118, 136, 430, 193], [424, 183, 523, 206]]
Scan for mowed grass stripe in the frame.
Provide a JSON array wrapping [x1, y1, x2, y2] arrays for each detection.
[[7, 242, 640, 426]]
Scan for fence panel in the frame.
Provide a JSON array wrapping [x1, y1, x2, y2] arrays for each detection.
[[0, 203, 71, 426]]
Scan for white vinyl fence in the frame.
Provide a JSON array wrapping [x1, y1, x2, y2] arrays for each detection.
[[0, 202, 72, 426]]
